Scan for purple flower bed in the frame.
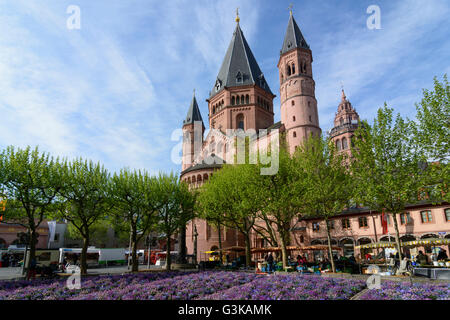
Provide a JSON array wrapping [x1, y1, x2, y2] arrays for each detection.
[[359, 281, 450, 300], [0, 272, 185, 300], [71, 271, 262, 300], [2, 271, 448, 300], [204, 274, 366, 300]]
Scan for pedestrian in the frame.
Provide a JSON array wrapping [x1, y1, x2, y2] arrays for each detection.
[[267, 253, 274, 272]]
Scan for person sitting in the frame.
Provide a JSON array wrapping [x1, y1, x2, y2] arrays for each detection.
[[416, 251, 428, 265], [437, 249, 448, 261]]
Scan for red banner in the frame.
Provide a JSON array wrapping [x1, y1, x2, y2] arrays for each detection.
[[381, 209, 388, 235]]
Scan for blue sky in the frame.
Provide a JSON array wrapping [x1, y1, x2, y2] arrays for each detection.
[[0, 0, 449, 175]]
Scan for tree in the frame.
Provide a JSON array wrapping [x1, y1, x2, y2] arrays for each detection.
[[414, 75, 450, 202], [0, 146, 62, 270], [351, 105, 426, 261], [196, 180, 226, 264], [258, 148, 306, 269], [56, 159, 110, 275], [64, 219, 111, 248], [109, 169, 161, 272], [156, 173, 195, 271], [294, 135, 352, 273], [197, 163, 261, 268]]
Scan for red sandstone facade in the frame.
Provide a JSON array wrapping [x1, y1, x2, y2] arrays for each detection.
[[180, 13, 450, 261]]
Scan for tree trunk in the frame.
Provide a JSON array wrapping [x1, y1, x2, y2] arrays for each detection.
[[279, 232, 288, 269], [28, 228, 37, 272], [217, 222, 223, 264], [131, 226, 138, 272], [165, 236, 171, 271], [325, 219, 336, 273], [177, 225, 187, 264], [392, 213, 403, 261], [81, 231, 89, 275], [244, 232, 251, 268]]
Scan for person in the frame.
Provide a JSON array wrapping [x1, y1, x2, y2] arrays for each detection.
[[267, 253, 274, 272], [437, 249, 448, 261], [416, 251, 428, 265], [349, 254, 356, 264]]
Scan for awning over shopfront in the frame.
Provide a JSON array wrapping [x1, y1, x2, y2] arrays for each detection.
[[251, 245, 342, 253], [355, 238, 450, 249], [355, 241, 396, 249]]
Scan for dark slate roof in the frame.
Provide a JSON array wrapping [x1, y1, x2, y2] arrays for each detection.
[[211, 23, 273, 98], [266, 121, 283, 130], [183, 94, 204, 126], [281, 14, 309, 55], [180, 162, 223, 175]]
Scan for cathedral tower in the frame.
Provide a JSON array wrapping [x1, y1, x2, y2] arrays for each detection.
[[278, 11, 321, 154], [182, 92, 205, 171], [207, 13, 275, 133], [329, 89, 360, 157]]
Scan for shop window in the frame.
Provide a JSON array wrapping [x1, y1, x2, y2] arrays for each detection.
[[445, 208, 450, 222]]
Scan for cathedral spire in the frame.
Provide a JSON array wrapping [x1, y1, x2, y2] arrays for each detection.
[[211, 18, 272, 98], [281, 12, 309, 55], [183, 92, 204, 126]]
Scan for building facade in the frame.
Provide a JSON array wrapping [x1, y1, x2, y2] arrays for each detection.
[[180, 12, 450, 260]]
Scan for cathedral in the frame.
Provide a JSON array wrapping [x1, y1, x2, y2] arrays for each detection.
[[180, 11, 363, 258]]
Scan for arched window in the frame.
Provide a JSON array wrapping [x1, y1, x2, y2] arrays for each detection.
[[340, 117, 344, 126], [231, 96, 235, 105], [309, 115, 312, 122], [245, 95, 249, 104], [203, 173, 209, 181], [342, 137, 348, 149], [197, 174, 202, 183], [241, 95, 244, 104], [236, 114, 244, 130], [336, 139, 341, 151], [291, 100, 295, 106], [293, 116, 296, 122], [213, 106, 216, 114], [236, 95, 240, 105], [192, 176, 196, 183], [293, 131, 297, 138], [257, 97, 260, 106], [287, 65, 291, 76], [292, 63, 295, 74]]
